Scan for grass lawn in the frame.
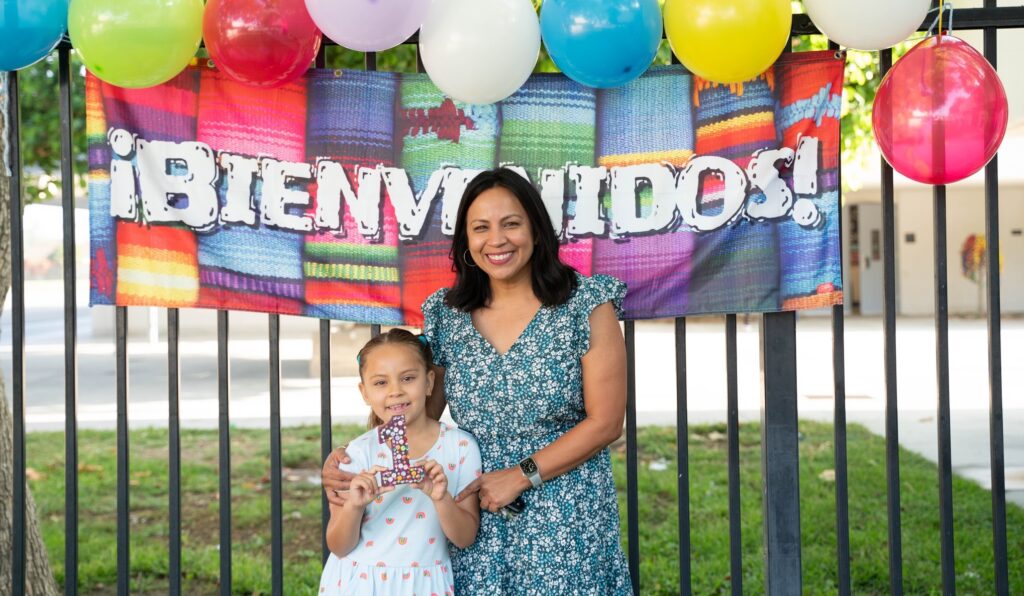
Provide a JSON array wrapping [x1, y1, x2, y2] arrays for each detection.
[[24, 421, 1023, 594]]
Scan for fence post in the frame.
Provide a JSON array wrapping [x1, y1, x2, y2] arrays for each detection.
[[761, 311, 802, 594]]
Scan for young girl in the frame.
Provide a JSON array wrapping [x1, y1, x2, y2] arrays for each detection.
[[319, 329, 481, 595]]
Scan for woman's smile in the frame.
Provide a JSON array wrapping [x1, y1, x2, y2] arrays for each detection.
[[466, 186, 535, 284]]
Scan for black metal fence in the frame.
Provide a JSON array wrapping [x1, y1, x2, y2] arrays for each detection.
[[6, 5, 1021, 595]]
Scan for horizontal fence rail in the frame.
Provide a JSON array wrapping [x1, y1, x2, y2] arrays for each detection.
[[4, 9, 1018, 595]]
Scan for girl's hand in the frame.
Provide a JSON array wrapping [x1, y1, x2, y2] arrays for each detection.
[[456, 467, 530, 513], [322, 445, 355, 507], [412, 460, 449, 502], [347, 466, 393, 509]]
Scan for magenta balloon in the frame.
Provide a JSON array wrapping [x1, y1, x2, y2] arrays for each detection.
[[873, 35, 1008, 185], [305, 0, 429, 51], [205, 0, 322, 88]]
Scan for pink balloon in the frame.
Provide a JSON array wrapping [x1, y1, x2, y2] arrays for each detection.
[[205, 0, 322, 88], [873, 35, 1008, 185]]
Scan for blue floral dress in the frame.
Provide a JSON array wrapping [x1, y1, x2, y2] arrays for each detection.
[[422, 273, 632, 595]]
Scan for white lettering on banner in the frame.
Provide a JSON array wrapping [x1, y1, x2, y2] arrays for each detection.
[[108, 129, 138, 220], [107, 130, 826, 239], [745, 148, 795, 221], [566, 165, 607, 237], [259, 158, 314, 233], [675, 156, 748, 232], [609, 164, 678, 238], [135, 138, 219, 231], [219, 153, 258, 226]]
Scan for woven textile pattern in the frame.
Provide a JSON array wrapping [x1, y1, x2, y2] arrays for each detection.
[[101, 70, 201, 307], [304, 70, 403, 323], [775, 55, 845, 309], [497, 75, 596, 276], [396, 76, 500, 325], [690, 72, 781, 313], [87, 73, 116, 305], [596, 66, 696, 318], [195, 67, 308, 315]]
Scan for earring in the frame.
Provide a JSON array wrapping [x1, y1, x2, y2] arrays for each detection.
[[463, 249, 477, 268]]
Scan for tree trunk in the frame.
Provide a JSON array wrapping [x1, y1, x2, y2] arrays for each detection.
[[0, 134, 60, 593]]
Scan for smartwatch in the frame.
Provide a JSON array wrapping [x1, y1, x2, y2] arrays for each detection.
[[518, 456, 542, 489]]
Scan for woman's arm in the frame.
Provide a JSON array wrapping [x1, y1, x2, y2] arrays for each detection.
[[459, 302, 626, 511]]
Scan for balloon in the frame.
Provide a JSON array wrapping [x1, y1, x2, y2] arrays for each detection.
[[540, 0, 661, 89], [664, 0, 791, 84], [419, 0, 539, 105], [873, 35, 1008, 186], [68, 0, 203, 88], [804, 0, 929, 51], [205, 0, 322, 88], [0, 0, 68, 71], [305, 0, 428, 52]]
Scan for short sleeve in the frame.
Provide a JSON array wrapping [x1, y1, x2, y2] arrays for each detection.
[[450, 430, 482, 497], [338, 431, 375, 475], [573, 273, 627, 357], [420, 289, 449, 369]]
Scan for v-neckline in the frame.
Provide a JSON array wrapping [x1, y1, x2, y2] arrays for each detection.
[[468, 305, 544, 357]]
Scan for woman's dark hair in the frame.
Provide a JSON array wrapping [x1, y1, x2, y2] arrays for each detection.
[[357, 328, 433, 428], [445, 168, 577, 311]]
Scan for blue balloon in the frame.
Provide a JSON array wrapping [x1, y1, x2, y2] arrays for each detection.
[[540, 0, 662, 89], [0, 0, 69, 71]]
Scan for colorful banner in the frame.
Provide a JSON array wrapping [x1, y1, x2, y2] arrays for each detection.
[[88, 52, 844, 325]]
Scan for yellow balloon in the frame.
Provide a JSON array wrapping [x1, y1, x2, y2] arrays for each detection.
[[664, 0, 791, 84]]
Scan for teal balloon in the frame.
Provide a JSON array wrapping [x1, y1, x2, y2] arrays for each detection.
[[0, 0, 69, 70], [540, 0, 661, 89]]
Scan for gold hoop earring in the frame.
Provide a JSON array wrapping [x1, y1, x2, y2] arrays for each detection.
[[463, 249, 477, 268]]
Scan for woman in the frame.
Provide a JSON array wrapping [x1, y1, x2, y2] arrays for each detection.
[[323, 168, 631, 594]]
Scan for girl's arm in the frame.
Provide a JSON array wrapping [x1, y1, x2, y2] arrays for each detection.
[[325, 501, 365, 558], [457, 302, 626, 511], [418, 460, 479, 548], [325, 469, 392, 557]]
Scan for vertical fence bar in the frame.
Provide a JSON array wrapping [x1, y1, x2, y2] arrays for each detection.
[[760, 312, 802, 594], [982, 5, 1009, 593], [269, 315, 283, 596], [319, 318, 332, 564], [933, 184, 956, 594], [217, 310, 231, 595], [878, 48, 904, 596], [8, 69, 27, 596], [168, 309, 182, 596], [674, 318, 692, 595], [58, 45, 79, 596], [624, 320, 640, 595], [827, 38, 852, 596], [725, 314, 742, 595], [115, 307, 129, 596]]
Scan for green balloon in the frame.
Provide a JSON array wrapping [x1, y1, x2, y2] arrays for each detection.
[[69, 0, 204, 89]]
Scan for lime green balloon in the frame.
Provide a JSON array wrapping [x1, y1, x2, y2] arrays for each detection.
[[69, 0, 204, 88]]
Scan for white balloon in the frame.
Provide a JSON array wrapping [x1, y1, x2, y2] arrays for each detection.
[[804, 0, 930, 51], [419, 0, 540, 105]]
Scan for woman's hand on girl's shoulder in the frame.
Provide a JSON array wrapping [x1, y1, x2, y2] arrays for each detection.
[[322, 445, 355, 507]]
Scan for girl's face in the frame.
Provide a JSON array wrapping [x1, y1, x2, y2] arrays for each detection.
[[359, 343, 434, 425], [465, 186, 535, 286]]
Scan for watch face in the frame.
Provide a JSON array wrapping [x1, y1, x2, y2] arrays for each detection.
[[520, 458, 538, 475]]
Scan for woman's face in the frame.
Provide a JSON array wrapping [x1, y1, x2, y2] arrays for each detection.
[[465, 186, 535, 285]]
